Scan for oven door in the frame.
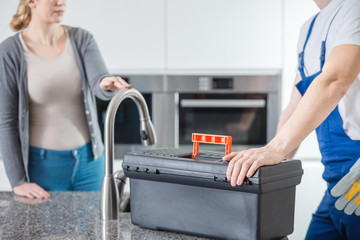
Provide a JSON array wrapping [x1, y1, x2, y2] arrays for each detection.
[[179, 93, 267, 150]]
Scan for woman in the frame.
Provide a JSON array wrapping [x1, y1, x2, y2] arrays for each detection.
[[0, 0, 131, 199], [224, 0, 360, 238]]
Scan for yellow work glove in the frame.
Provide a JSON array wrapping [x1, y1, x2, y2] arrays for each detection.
[[330, 158, 360, 215]]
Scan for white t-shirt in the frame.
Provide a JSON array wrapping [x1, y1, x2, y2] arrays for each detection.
[[297, 0, 360, 140]]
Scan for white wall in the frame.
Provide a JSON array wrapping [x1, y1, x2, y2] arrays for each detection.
[[288, 160, 326, 240], [0, 162, 11, 191], [0, 1, 17, 191], [282, 2, 324, 239], [282, 0, 321, 161], [0, 1, 17, 42]]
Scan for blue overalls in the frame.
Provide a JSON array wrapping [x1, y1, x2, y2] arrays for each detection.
[[296, 9, 360, 240]]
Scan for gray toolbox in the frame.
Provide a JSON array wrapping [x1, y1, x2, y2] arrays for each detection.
[[123, 148, 303, 240]]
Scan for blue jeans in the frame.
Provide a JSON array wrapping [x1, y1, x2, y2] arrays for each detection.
[[28, 142, 104, 191]]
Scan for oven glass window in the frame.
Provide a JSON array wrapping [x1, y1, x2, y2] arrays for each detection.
[[179, 94, 267, 145]]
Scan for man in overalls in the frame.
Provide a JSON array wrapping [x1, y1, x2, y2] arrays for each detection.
[[224, 0, 360, 238]]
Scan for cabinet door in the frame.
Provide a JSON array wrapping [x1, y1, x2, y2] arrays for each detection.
[[0, 161, 11, 191], [282, 0, 320, 160], [0, 1, 18, 42], [64, 0, 166, 72], [290, 160, 326, 240], [167, 0, 282, 70]]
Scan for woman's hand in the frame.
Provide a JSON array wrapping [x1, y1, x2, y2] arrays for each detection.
[[13, 183, 51, 199], [223, 145, 286, 187], [100, 76, 132, 91], [13, 195, 49, 205]]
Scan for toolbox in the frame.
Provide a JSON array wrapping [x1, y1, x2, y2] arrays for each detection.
[[123, 134, 303, 240]]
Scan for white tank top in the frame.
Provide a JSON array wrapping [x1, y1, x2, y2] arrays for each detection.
[[19, 29, 91, 150]]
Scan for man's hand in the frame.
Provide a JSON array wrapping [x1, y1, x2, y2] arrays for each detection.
[[100, 76, 132, 91], [223, 144, 285, 187], [13, 183, 51, 199]]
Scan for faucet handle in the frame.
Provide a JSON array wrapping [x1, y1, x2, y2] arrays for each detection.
[[140, 131, 149, 140], [140, 118, 156, 146]]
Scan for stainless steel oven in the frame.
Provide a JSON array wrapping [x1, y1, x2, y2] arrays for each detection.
[[152, 74, 281, 152]]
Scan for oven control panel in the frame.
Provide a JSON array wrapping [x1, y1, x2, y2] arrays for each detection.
[[199, 77, 234, 90]]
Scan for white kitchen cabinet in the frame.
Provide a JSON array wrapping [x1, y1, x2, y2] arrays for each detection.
[[282, 0, 320, 160], [64, 0, 166, 72], [289, 160, 326, 240], [0, 161, 11, 191], [166, 0, 283, 70], [3, 1, 283, 73], [0, 1, 18, 43], [282, 4, 323, 238]]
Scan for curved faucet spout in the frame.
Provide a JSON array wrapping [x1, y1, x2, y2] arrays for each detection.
[[100, 88, 156, 220]]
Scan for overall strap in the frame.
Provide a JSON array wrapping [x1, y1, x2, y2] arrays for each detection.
[[302, 13, 320, 54], [298, 13, 320, 80], [320, 6, 343, 68]]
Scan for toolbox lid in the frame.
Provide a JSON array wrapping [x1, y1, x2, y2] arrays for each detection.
[[123, 148, 303, 193]]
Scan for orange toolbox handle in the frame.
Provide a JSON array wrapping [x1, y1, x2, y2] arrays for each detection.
[[192, 133, 232, 159]]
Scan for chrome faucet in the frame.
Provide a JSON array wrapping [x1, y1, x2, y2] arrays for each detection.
[[100, 88, 156, 220]]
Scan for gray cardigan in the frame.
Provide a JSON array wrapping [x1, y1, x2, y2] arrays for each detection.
[[0, 26, 115, 188]]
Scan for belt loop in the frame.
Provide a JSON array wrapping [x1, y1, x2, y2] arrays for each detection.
[[73, 149, 79, 157], [40, 149, 46, 159], [298, 52, 304, 69], [320, 41, 326, 68]]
